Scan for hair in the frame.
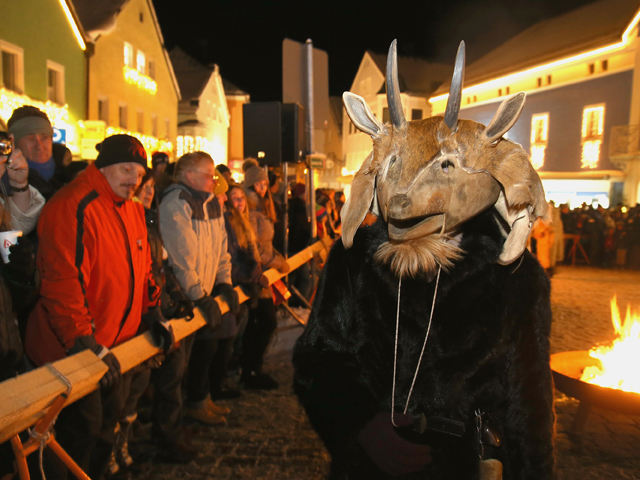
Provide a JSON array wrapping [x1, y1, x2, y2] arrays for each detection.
[[226, 184, 257, 250], [174, 151, 213, 182], [251, 184, 277, 223], [7, 106, 49, 129]]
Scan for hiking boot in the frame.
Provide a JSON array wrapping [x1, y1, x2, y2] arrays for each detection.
[[115, 420, 134, 468], [205, 397, 231, 415], [241, 371, 279, 390], [186, 404, 226, 425], [108, 450, 120, 475]]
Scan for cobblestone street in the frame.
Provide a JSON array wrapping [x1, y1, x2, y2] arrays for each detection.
[[128, 266, 640, 479]]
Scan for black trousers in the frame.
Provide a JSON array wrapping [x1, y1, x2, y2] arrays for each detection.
[[34, 375, 130, 479], [241, 298, 277, 375], [151, 332, 194, 443]]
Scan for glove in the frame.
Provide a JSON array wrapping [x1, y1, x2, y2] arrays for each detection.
[[5, 236, 36, 284], [241, 283, 262, 309], [195, 295, 222, 329], [277, 262, 290, 274], [66, 335, 121, 388], [357, 413, 431, 476], [169, 289, 195, 320], [259, 274, 270, 288], [142, 306, 175, 354], [213, 283, 240, 315]]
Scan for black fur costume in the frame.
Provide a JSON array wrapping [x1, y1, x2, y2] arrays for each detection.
[[293, 208, 554, 479]]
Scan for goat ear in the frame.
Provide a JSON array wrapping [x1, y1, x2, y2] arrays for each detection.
[[343, 92, 385, 136], [494, 191, 533, 264], [483, 92, 526, 144], [340, 152, 377, 248]]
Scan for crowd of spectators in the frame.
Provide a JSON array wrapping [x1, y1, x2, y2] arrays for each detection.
[[0, 106, 319, 478], [532, 200, 640, 274]]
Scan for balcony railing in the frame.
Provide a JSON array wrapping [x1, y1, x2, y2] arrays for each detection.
[[610, 124, 640, 159]]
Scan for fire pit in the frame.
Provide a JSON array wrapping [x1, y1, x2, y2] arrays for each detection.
[[551, 351, 640, 432], [551, 295, 640, 432]]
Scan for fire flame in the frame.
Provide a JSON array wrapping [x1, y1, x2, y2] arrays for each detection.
[[580, 296, 640, 393]]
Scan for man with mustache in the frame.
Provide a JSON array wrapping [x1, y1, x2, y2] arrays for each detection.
[[25, 134, 172, 479]]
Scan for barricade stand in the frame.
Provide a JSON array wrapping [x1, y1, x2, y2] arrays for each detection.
[[10, 392, 90, 480]]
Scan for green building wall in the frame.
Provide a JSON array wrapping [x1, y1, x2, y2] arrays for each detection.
[[1, 0, 86, 138]]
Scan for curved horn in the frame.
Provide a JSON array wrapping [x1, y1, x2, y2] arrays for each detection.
[[444, 41, 466, 132], [386, 40, 407, 131]]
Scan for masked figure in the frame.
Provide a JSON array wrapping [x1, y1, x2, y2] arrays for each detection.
[[293, 41, 554, 480]]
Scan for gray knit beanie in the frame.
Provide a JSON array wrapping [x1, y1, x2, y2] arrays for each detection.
[[242, 158, 268, 188]]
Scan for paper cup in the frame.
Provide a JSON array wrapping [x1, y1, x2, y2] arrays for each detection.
[[0, 230, 22, 264]]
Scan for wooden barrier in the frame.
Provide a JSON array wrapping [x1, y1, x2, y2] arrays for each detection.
[[0, 239, 330, 444]]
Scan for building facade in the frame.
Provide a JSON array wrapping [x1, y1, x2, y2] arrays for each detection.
[[430, 0, 640, 208], [73, 0, 180, 160], [1, 0, 87, 154], [170, 47, 229, 164], [343, 50, 451, 174], [224, 78, 250, 170]]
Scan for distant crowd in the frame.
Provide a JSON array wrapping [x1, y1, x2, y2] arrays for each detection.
[[531, 201, 640, 275]]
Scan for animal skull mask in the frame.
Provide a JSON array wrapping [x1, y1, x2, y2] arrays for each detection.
[[341, 40, 547, 276]]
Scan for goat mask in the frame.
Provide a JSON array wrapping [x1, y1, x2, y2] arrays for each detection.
[[341, 40, 547, 277]]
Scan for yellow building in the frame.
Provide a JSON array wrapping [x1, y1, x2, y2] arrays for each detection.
[[343, 51, 451, 174], [72, 0, 180, 161], [224, 79, 250, 172], [170, 47, 229, 165]]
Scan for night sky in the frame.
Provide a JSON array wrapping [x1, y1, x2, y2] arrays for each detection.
[[152, 0, 599, 101]]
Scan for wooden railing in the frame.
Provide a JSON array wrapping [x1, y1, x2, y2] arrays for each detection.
[[0, 239, 330, 444]]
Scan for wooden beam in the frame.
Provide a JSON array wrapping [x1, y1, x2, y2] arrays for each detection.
[[0, 240, 330, 442]]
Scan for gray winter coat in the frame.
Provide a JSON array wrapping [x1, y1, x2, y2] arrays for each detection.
[[160, 183, 232, 301]]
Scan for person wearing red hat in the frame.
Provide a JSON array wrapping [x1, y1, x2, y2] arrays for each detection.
[[25, 134, 173, 479]]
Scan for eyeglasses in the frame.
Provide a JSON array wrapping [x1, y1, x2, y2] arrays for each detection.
[[190, 170, 219, 182]]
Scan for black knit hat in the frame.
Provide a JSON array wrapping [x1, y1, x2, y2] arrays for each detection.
[[95, 134, 147, 169]]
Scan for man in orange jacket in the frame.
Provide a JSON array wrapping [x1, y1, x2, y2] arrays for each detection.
[[25, 134, 173, 479]]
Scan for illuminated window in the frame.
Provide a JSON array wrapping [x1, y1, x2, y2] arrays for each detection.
[[119, 104, 128, 129], [98, 98, 109, 123], [530, 114, 548, 170], [137, 110, 144, 133], [151, 114, 158, 137], [46, 60, 65, 105], [581, 105, 605, 169], [124, 42, 133, 67], [136, 51, 146, 75], [0, 40, 24, 93]]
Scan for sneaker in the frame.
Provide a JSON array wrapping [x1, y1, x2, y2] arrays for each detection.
[[241, 371, 279, 390], [156, 438, 200, 464], [210, 387, 242, 401], [205, 397, 231, 415], [186, 404, 226, 425]]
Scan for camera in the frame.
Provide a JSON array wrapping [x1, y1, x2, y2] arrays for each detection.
[[0, 133, 12, 158]]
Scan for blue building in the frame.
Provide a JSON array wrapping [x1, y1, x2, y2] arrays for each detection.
[[430, 0, 640, 208]]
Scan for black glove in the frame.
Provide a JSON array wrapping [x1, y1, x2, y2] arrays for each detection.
[[142, 306, 175, 355], [213, 283, 240, 315], [5, 236, 36, 284], [357, 413, 431, 476], [66, 334, 121, 388], [241, 283, 262, 309], [169, 289, 195, 320], [195, 295, 222, 329]]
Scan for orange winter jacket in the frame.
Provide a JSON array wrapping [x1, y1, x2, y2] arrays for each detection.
[[26, 163, 160, 366]]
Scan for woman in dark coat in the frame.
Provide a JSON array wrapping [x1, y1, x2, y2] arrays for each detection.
[[241, 159, 289, 389]]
